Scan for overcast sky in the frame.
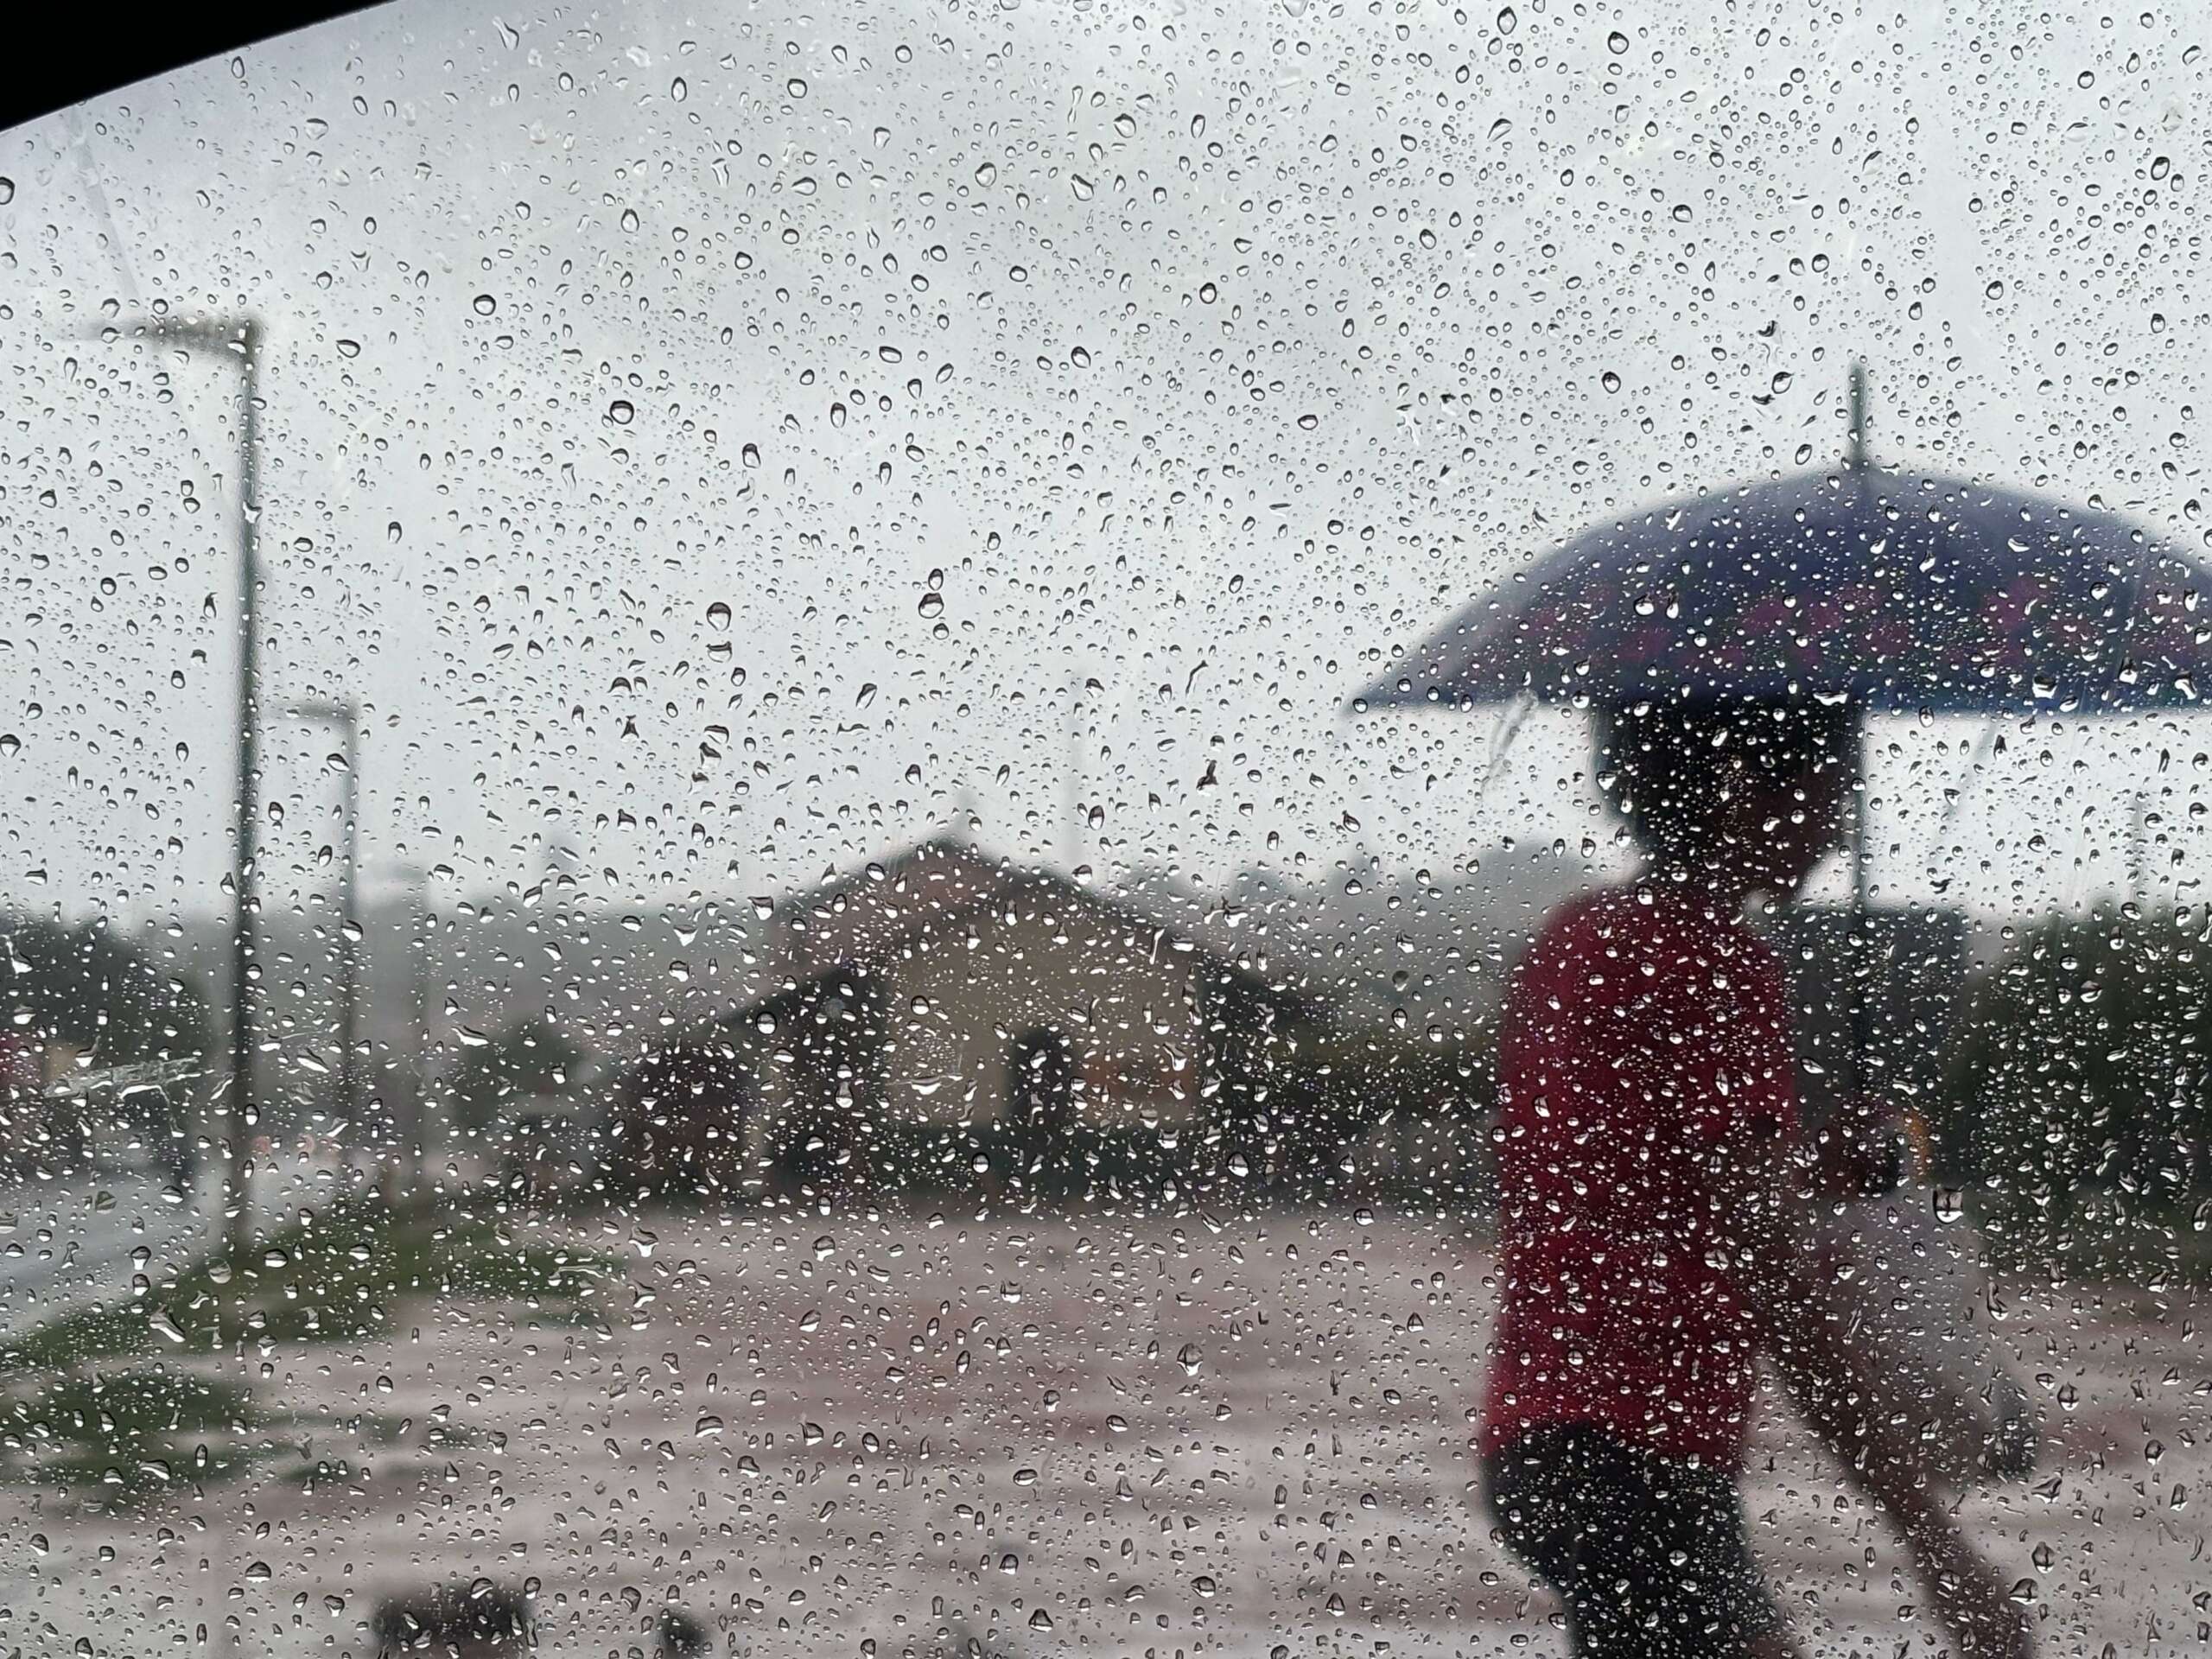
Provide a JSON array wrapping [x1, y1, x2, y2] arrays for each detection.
[[1, 0, 2207, 940]]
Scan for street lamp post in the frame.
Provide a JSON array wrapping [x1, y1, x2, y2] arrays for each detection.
[[92, 312, 265, 1262], [378, 860, 431, 1207], [291, 699, 361, 1146]]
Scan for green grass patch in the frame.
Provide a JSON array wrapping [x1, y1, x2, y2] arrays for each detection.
[[0, 1364, 261, 1495], [0, 1200, 615, 1375], [1979, 1192, 2212, 1289], [0, 1364, 457, 1503]]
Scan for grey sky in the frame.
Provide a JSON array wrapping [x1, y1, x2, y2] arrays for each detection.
[[1, 0, 2206, 938]]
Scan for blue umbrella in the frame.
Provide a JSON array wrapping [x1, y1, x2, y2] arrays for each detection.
[[1353, 365, 2212, 1085], [1355, 409, 2212, 719]]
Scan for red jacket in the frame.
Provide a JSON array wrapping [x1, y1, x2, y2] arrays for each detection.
[[1479, 884, 1802, 1471]]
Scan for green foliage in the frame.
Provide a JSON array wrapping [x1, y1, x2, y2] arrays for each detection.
[[449, 1017, 582, 1133], [0, 917, 214, 1065], [776, 1020, 1494, 1209], [831, 1117, 1192, 1202], [0, 1365, 259, 1493], [0, 1198, 613, 1375], [1934, 907, 2212, 1275], [1217, 1021, 1494, 1203]]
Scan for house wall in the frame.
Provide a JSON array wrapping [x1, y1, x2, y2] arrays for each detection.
[[869, 905, 1219, 1128]]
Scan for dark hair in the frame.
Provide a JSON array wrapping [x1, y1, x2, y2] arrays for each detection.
[[1594, 696, 1855, 869]]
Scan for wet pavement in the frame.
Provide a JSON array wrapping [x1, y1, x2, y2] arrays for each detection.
[[0, 1208, 2202, 1657]]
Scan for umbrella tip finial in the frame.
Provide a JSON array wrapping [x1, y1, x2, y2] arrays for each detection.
[[1848, 358, 1870, 471]]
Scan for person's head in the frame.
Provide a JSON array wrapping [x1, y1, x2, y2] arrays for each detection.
[[1595, 696, 1855, 897]]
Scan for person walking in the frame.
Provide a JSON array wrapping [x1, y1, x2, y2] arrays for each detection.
[[1477, 696, 2028, 1659]]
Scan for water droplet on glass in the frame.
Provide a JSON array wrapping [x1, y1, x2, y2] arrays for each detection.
[[975, 162, 996, 186], [1496, 6, 1516, 33], [0, 178, 15, 206], [335, 339, 361, 358], [1606, 29, 1629, 52], [671, 75, 687, 101], [1070, 175, 1095, 200], [706, 601, 731, 632], [608, 399, 635, 425], [473, 293, 497, 315]]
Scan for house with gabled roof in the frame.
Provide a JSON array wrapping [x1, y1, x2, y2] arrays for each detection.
[[602, 836, 1327, 1198]]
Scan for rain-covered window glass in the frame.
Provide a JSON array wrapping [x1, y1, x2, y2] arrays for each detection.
[[0, 5, 2206, 1656]]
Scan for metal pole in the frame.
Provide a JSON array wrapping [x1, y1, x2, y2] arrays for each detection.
[[85, 312, 266, 1248], [1848, 359, 1869, 473], [335, 713, 362, 1140], [409, 883, 430, 1201], [1848, 709, 1875, 1102], [2129, 788, 2150, 910], [293, 700, 364, 1179], [372, 862, 429, 1209], [1845, 361, 1875, 1102], [226, 321, 264, 1263], [1065, 673, 1082, 873]]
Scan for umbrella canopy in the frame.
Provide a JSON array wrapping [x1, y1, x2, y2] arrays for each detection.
[[1355, 463, 2212, 717]]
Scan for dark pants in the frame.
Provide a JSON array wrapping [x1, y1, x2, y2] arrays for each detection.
[[1483, 1424, 1782, 1658]]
